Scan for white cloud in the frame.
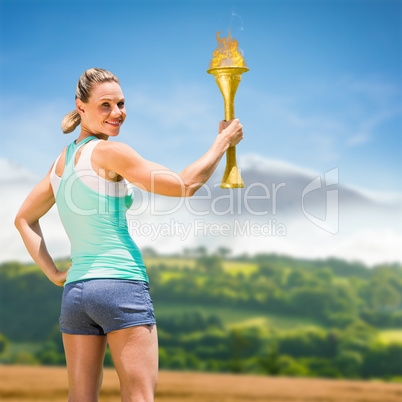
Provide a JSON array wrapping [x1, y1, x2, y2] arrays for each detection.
[[238, 153, 318, 178], [335, 229, 402, 265], [347, 107, 402, 147], [346, 133, 370, 146]]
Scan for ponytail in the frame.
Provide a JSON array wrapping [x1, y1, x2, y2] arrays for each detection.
[[61, 110, 81, 134]]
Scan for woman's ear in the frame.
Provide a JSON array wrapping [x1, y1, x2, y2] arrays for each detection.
[[75, 98, 85, 116]]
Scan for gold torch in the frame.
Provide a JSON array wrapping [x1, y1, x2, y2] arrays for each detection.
[[207, 30, 249, 189]]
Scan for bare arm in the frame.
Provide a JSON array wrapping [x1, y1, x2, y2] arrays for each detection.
[[179, 120, 239, 194], [14, 165, 68, 286], [99, 119, 243, 197]]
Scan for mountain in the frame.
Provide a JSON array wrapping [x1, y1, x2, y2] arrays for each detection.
[[130, 153, 400, 232], [1, 155, 401, 266]]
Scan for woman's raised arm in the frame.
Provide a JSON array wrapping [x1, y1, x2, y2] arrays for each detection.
[[14, 165, 68, 286], [98, 119, 243, 197]]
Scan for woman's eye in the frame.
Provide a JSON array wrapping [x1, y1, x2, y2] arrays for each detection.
[[102, 102, 110, 107], [118, 102, 125, 107]]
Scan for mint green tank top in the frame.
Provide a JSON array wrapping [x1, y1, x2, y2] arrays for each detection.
[[56, 136, 148, 285]]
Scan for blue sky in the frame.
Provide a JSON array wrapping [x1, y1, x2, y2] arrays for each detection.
[[1, 0, 401, 193]]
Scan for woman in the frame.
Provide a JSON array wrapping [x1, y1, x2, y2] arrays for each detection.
[[14, 68, 243, 402]]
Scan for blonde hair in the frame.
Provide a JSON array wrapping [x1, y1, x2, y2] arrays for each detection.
[[61, 68, 120, 134]]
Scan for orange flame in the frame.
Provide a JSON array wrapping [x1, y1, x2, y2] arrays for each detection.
[[209, 29, 246, 68]]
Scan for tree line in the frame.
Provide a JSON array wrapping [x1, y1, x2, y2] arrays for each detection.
[[1, 253, 401, 380]]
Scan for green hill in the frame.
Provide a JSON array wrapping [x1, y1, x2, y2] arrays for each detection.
[[1, 253, 402, 380]]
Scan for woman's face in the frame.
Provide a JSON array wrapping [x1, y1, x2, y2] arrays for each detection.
[[77, 81, 126, 137]]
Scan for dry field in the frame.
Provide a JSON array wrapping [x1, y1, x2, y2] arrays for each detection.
[[1, 366, 402, 402]]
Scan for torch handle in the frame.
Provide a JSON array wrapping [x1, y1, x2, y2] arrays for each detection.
[[220, 100, 243, 188], [224, 102, 237, 177], [225, 144, 237, 172], [207, 67, 248, 188], [225, 102, 235, 123]]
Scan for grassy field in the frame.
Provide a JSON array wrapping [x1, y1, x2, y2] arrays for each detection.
[[7, 342, 42, 356], [1, 366, 402, 402], [378, 329, 402, 344], [7, 303, 398, 365], [144, 257, 259, 276], [153, 301, 326, 331], [5, 257, 209, 276]]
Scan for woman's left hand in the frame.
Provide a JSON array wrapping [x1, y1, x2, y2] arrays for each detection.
[[49, 266, 70, 287]]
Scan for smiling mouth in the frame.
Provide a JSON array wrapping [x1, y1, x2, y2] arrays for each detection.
[[105, 120, 121, 126]]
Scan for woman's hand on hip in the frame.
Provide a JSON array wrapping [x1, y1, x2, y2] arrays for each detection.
[[49, 266, 70, 287]]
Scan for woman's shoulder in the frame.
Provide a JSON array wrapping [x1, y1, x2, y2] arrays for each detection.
[[96, 139, 129, 149], [94, 140, 139, 158], [92, 140, 143, 176]]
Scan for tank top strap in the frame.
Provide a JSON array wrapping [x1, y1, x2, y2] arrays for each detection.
[[75, 138, 102, 173], [64, 136, 99, 173]]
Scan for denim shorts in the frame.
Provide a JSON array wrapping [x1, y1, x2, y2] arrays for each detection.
[[59, 279, 156, 336]]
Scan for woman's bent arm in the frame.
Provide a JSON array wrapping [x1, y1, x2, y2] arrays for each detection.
[[14, 166, 68, 286], [100, 119, 243, 197], [178, 127, 230, 195]]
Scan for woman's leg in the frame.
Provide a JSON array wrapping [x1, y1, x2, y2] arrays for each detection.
[[107, 324, 158, 402], [62, 334, 107, 402]]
